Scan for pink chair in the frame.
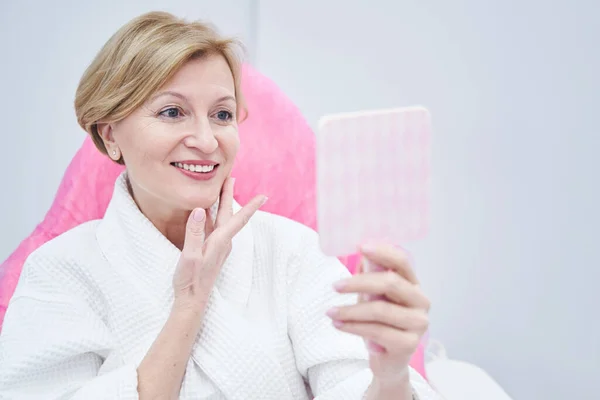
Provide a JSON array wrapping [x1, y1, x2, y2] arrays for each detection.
[[0, 63, 427, 379]]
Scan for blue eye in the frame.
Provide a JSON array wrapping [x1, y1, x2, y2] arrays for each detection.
[[159, 107, 183, 118], [216, 110, 233, 121]]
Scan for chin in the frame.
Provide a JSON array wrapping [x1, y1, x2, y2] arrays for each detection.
[[176, 192, 220, 211], [168, 175, 227, 211]]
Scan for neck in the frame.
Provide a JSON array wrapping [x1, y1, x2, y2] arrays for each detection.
[[127, 179, 214, 250]]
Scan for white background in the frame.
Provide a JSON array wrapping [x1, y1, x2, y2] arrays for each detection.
[[1, 1, 599, 398]]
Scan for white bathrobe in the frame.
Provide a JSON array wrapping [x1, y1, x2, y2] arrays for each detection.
[[0, 174, 439, 399]]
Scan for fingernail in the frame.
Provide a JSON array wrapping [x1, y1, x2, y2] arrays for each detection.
[[261, 196, 268, 206], [333, 320, 344, 328], [333, 280, 347, 291], [325, 307, 339, 318], [193, 208, 206, 221], [230, 177, 236, 190]]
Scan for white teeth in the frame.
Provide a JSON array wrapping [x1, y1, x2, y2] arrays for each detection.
[[174, 162, 215, 173]]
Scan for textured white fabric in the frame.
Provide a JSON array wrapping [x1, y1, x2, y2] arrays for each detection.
[[0, 173, 439, 399]]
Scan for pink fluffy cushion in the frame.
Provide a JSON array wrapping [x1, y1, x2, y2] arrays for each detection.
[[0, 64, 426, 379]]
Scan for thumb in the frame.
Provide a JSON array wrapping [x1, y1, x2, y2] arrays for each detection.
[[182, 208, 206, 255]]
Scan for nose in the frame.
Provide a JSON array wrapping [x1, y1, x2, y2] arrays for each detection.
[[184, 119, 218, 154]]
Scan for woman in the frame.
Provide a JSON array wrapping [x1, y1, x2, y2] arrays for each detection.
[[0, 11, 440, 400]]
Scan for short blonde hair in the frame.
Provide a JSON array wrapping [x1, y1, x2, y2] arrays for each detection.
[[75, 11, 246, 163]]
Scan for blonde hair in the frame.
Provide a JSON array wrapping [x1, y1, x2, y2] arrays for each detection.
[[75, 11, 246, 164]]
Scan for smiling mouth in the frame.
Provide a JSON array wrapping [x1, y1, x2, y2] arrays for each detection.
[[170, 162, 219, 173]]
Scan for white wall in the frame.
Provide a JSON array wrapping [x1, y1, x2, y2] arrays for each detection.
[[255, 1, 600, 399], [2, 1, 599, 399], [0, 0, 255, 262]]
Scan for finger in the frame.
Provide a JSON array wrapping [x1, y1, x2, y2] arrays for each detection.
[[360, 244, 418, 285], [215, 177, 235, 228], [356, 258, 364, 274], [360, 258, 387, 302], [354, 259, 369, 303], [332, 320, 421, 355], [327, 302, 429, 333], [334, 271, 430, 310], [182, 208, 206, 256], [218, 194, 267, 240]]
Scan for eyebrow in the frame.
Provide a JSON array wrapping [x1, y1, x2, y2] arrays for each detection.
[[150, 91, 236, 104], [217, 95, 236, 104], [150, 91, 188, 102]]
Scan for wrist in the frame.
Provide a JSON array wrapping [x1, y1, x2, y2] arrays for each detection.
[[368, 370, 413, 400], [170, 302, 205, 328], [173, 296, 208, 317]]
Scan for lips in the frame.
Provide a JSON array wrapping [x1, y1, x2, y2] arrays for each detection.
[[170, 161, 220, 181], [171, 162, 217, 173]]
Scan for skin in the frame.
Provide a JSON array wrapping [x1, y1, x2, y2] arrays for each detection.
[[330, 244, 431, 399], [97, 54, 431, 399], [98, 54, 243, 249]]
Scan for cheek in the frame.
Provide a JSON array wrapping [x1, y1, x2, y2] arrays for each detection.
[[123, 139, 158, 167], [118, 123, 176, 166], [218, 127, 240, 160]]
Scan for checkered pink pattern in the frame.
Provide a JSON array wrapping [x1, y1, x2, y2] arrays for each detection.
[[316, 106, 432, 257]]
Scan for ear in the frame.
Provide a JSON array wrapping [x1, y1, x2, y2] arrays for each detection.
[[97, 122, 121, 161]]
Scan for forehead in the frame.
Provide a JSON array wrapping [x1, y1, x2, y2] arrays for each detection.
[[159, 54, 235, 99]]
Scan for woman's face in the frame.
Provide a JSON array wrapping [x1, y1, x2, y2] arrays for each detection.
[[100, 54, 239, 213]]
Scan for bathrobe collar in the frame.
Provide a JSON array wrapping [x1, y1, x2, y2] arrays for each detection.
[[96, 172, 293, 399]]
